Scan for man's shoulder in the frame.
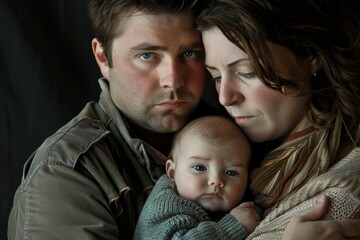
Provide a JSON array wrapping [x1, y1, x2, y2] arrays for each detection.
[[30, 102, 112, 169]]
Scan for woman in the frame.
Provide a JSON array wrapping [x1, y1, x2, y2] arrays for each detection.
[[197, 0, 360, 239]]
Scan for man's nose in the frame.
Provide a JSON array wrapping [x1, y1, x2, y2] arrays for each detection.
[[159, 59, 184, 89]]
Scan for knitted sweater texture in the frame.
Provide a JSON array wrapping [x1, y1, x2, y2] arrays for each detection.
[[134, 175, 247, 240], [247, 147, 360, 239]]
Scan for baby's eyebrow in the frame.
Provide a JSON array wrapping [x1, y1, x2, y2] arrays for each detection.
[[189, 156, 211, 161]]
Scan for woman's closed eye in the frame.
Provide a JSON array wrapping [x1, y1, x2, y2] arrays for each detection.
[[236, 70, 257, 80], [211, 75, 221, 83]]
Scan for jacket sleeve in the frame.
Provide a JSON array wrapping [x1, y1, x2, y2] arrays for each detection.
[[134, 175, 247, 240], [8, 163, 119, 240]]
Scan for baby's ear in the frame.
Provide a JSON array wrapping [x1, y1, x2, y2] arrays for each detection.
[[165, 159, 175, 179]]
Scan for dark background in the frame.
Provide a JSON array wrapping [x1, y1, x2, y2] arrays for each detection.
[[1, 0, 359, 239], [1, 0, 100, 238]]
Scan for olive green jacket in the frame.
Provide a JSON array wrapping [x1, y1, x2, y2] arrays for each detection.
[[8, 78, 218, 240]]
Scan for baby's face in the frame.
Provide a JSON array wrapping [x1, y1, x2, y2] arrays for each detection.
[[170, 134, 250, 212]]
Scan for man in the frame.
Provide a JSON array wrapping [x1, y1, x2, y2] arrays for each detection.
[[7, 1, 217, 239]]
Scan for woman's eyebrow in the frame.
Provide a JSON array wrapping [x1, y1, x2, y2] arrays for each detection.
[[205, 58, 250, 69]]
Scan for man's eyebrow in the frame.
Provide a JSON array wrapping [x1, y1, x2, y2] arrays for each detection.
[[131, 43, 167, 51], [179, 43, 204, 52], [205, 58, 249, 70], [131, 42, 204, 52]]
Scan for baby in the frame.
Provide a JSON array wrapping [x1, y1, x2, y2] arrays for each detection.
[[134, 116, 260, 239]]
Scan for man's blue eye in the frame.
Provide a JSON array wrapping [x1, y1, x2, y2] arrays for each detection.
[[183, 51, 195, 58], [140, 53, 153, 60]]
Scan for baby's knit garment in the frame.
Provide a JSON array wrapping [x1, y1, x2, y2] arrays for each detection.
[[134, 175, 247, 240]]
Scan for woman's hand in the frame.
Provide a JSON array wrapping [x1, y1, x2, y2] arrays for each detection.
[[282, 194, 360, 240]]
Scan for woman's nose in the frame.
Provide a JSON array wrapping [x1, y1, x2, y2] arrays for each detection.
[[218, 78, 244, 106]]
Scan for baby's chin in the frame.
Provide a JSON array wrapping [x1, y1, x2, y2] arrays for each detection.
[[199, 200, 231, 213]]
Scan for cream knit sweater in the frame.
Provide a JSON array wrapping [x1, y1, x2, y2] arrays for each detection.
[[247, 147, 360, 239]]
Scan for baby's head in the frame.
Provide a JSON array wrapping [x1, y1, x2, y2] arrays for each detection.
[[166, 116, 251, 212]]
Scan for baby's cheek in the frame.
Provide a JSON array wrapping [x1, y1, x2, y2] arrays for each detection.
[[225, 186, 245, 208], [177, 182, 203, 202]]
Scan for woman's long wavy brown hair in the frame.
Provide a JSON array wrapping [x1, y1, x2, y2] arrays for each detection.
[[197, 0, 360, 147]]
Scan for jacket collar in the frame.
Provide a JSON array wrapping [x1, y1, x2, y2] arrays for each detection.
[[97, 78, 166, 182]]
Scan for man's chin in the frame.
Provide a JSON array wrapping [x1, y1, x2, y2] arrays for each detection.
[[158, 114, 190, 132]]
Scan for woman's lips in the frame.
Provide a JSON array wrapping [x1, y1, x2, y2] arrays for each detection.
[[234, 116, 254, 125]]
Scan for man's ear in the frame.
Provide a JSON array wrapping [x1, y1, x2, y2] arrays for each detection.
[[92, 38, 110, 79], [166, 159, 176, 179]]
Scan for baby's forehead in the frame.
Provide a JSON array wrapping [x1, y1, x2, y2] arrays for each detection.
[[178, 133, 249, 155]]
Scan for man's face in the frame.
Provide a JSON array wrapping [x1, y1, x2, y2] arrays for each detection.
[[94, 12, 206, 133]]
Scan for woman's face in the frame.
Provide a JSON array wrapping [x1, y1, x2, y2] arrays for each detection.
[[202, 27, 315, 142]]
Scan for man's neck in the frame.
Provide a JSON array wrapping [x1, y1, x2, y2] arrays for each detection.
[[126, 120, 175, 156]]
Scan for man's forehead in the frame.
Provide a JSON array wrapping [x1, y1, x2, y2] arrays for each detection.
[[113, 12, 201, 51], [124, 11, 194, 30]]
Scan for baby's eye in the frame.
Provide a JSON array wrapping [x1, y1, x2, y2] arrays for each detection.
[[139, 53, 155, 61], [191, 164, 207, 172], [226, 170, 239, 176]]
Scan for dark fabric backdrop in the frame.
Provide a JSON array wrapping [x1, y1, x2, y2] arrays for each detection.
[[1, 0, 359, 239], [1, 0, 100, 238]]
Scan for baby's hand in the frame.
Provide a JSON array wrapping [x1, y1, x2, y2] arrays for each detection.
[[230, 201, 261, 234]]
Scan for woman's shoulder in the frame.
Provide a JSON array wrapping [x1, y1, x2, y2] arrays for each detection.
[[331, 147, 360, 171]]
